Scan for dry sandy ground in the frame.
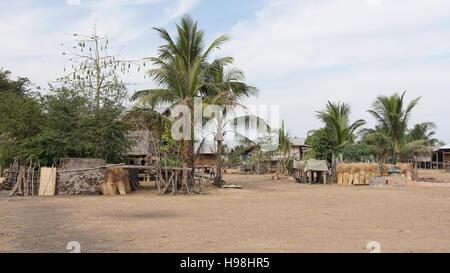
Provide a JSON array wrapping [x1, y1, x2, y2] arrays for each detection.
[[418, 169, 450, 183], [1, 171, 449, 253]]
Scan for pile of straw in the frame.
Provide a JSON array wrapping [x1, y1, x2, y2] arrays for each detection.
[[336, 163, 413, 185], [100, 167, 132, 195]]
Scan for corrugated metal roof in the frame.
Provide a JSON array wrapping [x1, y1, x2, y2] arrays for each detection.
[[438, 145, 450, 150]]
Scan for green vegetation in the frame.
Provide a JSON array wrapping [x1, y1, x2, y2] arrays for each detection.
[[305, 127, 337, 162], [308, 92, 442, 164], [1, 72, 131, 166]]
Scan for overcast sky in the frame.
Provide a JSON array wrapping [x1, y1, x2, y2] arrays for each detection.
[[1, 0, 449, 144]]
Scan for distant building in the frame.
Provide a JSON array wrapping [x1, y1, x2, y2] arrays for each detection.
[[415, 148, 435, 169], [289, 137, 309, 160], [436, 145, 450, 165], [194, 144, 231, 167]]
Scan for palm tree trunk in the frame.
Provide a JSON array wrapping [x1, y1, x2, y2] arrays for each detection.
[[181, 140, 195, 188], [214, 139, 224, 187]]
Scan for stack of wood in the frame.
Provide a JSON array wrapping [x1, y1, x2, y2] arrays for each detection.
[[336, 163, 413, 185], [7, 160, 41, 196]]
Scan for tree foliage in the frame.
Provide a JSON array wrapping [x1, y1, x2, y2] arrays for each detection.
[[316, 101, 365, 154], [341, 143, 371, 162], [0, 69, 132, 166], [305, 127, 337, 162], [364, 91, 424, 163]]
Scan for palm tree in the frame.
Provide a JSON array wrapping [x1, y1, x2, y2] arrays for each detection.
[[131, 15, 233, 182], [366, 91, 421, 164], [277, 120, 291, 175], [316, 101, 366, 157], [199, 65, 262, 186], [406, 122, 441, 146]]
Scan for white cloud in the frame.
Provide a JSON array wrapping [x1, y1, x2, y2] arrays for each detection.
[[366, 0, 382, 6], [225, 0, 450, 80], [164, 0, 202, 22], [0, 0, 202, 90], [224, 0, 450, 141], [67, 0, 81, 6]]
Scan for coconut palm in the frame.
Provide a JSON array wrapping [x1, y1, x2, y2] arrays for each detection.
[[277, 120, 291, 175], [316, 101, 366, 155], [366, 91, 422, 164], [199, 65, 263, 186], [406, 122, 441, 146], [131, 15, 233, 182]]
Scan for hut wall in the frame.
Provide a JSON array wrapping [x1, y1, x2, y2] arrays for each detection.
[[195, 155, 217, 167], [56, 158, 106, 195], [443, 149, 450, 163]]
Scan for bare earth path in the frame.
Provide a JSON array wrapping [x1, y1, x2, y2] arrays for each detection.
[[1, 173, 449, 253]]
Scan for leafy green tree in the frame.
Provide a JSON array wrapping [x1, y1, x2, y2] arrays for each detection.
[[0, 69, 132, 166], [0, 69, 44, 165], [341, 143, 371, 162], [316, 101, 365, 155], [305, 127, 337, 162]]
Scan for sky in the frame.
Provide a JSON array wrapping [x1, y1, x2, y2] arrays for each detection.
[[1, 0, 449, 144]]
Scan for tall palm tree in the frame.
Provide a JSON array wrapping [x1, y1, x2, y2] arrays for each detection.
[[366, 91, 421, 164], [200, 65, 262, 186], [131, 15, 233, 182], [316, 101, 366, 156], [277, 120, 291, 175]]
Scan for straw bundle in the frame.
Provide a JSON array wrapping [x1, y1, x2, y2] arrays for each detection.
[[101, 167, 131, 195], [353, 165, 361, 185], [336, 163, 413, 186]]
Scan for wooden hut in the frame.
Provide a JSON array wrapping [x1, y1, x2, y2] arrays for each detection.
[[289, 137, 309, 160], [436, 145, 450, 170], [293, 159, 329, 184], [195, 144, 218, 167], [126, 130, 158, 166]]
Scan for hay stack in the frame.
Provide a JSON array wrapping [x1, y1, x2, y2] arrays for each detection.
[[101, 167, 131, 195], [405, 164, 413, 181], [353, 165, 361, 185], [359, 164, 368, 184], [336, 164, 344, 184], [337, 163, 390, 186], [370, 163, 379, 181], [398, 163, 413, 180], [341, 164, 350, 185], [347, 164, 356, 185]]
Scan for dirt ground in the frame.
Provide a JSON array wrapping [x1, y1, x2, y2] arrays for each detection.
[[1, 170, 449, 253]]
